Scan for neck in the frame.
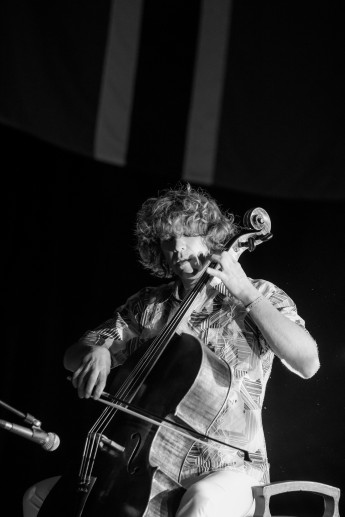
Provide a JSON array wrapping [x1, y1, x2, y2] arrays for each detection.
[[179, 276, 200, 299]]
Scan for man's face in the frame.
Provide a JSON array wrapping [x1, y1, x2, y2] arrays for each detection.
[[160, 234, 209, 280]]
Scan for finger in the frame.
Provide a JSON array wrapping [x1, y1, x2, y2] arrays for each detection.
[[72, 366, 84, 388], [207, 266, 224, 279], [75, 365, 94, 398], [83, 369, 100, 399], [76, 371, 88, 399], [214, 251, 235, 264], [92, 372, 107, 400], [210, 253, 231, 270], [210, 254, 222, 263]]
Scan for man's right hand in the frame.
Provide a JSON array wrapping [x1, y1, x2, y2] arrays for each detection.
[[71, 346, 112, 399]]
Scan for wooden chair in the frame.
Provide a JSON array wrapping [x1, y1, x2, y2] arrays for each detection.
[[252, 480, 340, 517]]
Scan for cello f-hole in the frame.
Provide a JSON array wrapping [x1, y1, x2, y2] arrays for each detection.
[[127, 432, 142, 475]]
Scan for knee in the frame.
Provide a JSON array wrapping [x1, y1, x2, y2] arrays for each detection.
[[23, 476, 60, 517], [176, 483, 218, 517], [176, 471, 257, 517]]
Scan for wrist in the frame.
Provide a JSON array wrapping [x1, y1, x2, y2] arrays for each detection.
[[245, 294, 265, 313], [238, 286, 261, 306], [99, 345, 116, 368]]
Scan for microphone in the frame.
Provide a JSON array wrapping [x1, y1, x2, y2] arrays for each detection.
[[0, 419, 60, 451]]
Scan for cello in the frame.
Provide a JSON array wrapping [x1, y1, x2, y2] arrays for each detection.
[[38, 207, 272, 517]]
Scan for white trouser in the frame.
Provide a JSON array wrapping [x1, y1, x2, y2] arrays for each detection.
[[176, 470, 258, 517]]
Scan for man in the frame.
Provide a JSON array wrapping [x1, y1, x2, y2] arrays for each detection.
[[63, 184, 320, 517]]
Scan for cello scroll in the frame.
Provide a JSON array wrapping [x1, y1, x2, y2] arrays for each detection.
[[228, 207, 273, 261]]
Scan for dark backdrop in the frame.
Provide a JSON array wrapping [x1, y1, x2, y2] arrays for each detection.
[[1, 123, 344, 516]]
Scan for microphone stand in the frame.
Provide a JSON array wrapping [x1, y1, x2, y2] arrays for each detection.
[[0, 398, 42, 428]]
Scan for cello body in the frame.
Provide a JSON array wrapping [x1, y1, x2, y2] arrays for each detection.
[[38, 332, 231, 517]]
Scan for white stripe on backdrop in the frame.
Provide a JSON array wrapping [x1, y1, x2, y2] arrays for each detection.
[[94, 0, 144, 165], [182, 0, 234, 185]]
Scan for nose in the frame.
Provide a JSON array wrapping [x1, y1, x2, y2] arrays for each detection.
[[173, 236, 186, 252]]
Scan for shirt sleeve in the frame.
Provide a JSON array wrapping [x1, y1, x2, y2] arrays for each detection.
[[78, 288, 148, 367], [259, 280, 306, 328], [250, 278, 305, 325], [248, 279, 308, 356]]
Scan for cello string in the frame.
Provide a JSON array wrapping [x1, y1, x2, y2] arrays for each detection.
[[80, 269, 209, 482], [79, 402, 121, 480], [98, 274, 206, 411], [79, 432, 103, 483], [90, 262, 214, 433], [105, 250, 225, 404], [78, 260, 217, 481], [79, 245, 234, 481], [110, 265, 212, 394]]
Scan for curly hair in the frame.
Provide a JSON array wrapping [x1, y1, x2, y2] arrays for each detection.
[[135, 184, 238, 278]]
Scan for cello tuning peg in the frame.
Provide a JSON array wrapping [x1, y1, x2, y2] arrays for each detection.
[[260, 232, 273, 242], [238, 237, 256, 251], [247, 237, 256, 252]]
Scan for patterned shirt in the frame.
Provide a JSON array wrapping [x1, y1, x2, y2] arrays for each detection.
[[80, 278, 306, 484]]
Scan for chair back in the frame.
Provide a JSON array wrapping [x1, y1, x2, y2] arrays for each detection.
[[252, 481, 340, 517]]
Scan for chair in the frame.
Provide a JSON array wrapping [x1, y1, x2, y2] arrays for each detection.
[[252, 481, 340, 517]]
